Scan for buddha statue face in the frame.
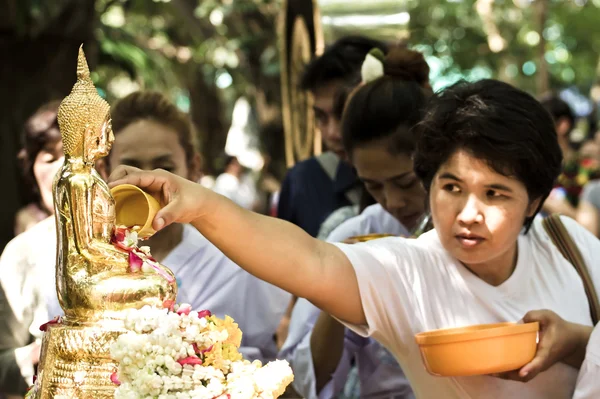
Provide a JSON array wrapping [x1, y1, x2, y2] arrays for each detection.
[[84, 114, 115, 162]]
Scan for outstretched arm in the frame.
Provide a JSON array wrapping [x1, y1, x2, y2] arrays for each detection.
[[108, 166, 366, 325]]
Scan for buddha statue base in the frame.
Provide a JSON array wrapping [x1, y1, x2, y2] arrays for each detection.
[[32, 319, 125, 399]]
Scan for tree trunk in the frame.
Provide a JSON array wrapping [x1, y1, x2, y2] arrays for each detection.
[[0, 0, 97, 251], [535, 0, 549, 95], [187, 69, 229, 176]]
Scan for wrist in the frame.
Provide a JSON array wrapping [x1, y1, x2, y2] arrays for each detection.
[[563, 322, 593, 369]]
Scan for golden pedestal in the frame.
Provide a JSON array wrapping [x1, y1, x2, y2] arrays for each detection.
[[34, 320, 125, 399]]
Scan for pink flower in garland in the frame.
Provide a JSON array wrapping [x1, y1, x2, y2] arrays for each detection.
[[177, 356, 203, 366], [197, 309, 212, 319], [176, 303, 192, 315], [163, 299, 176, 311], [128, 251, 143, 272], [110, 371, 121, 386]]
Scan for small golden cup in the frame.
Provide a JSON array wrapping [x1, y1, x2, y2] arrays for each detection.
[[111, 184, 161, 239]]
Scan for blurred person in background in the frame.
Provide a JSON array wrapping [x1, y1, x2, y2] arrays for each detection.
[[14, 101, 64, 235], [100, 91, 290, 362], [213, 155, 260, 211], [277, 35, 388, 237], [280, 46, 431, 399], [541, 95, 600, 218], [0, 101, 64, 397], [576, 179, 600, 237]]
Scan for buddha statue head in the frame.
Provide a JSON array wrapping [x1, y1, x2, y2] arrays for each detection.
[[58, 45, 114, 163]]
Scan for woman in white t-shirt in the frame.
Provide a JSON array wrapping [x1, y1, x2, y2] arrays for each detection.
[[108, 79, 600, 398]]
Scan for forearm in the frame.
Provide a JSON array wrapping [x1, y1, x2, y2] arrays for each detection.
[[563, 323, 594, 369], [310, 312, 346, 393], [191, 194, 329, 301], [189, 193, 365, 325]]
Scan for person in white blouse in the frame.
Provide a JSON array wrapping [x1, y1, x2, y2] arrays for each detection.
[[0, 92, 291, 397], [108, 79, 600, 398], [280, 45, 432, 399]]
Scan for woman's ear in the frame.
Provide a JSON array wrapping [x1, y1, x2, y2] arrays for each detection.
[[187, 152, 203, 182], [527, 196, 543, 217]]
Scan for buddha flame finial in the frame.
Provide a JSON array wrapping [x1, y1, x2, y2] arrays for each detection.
[[57, 44, 111, 156], [77, 44, 92, 80]]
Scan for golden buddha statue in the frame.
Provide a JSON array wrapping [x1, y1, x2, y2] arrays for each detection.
[[31, 46, 177, 399]]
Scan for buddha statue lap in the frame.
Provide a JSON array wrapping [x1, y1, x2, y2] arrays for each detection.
[[31, 46, 177, 399]]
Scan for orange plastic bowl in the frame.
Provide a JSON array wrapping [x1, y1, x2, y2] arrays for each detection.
[[415, 322, 539, 377]]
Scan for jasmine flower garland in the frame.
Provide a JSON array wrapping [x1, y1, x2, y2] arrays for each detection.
[[110, 305, 294, 399]]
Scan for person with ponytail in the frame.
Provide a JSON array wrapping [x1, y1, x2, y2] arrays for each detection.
[[278, 46, 432, 399]]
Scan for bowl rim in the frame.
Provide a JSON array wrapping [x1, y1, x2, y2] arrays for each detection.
[[415, 321, 539, 346]]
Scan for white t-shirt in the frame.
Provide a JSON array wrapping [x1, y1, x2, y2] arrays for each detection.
[[573, 324, 600, 398], [327, 204, 409, 242], [334, 216, 600, 398]]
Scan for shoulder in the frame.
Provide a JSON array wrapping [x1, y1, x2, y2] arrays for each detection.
[[581, 181, 600, 201], [1, 217, 55, 263], [283, 157, 324, 181], [529, 215, 600, 274], [333, 229, 447, 277]]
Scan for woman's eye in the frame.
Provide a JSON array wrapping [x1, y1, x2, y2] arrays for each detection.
[[365, 183, 382, 192], [487, 190, 505, 199], [396, 178, 417, 189], [443, 184, 459, 193]]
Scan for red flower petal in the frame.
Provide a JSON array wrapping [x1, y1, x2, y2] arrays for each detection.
[[39, 316, 61, 332], [115, 231, 125, 242], [128, 251, 143, 272], [192, 343, 200, 354], [176, 304, 192, 315], [110, 371, 121, 386], [163, 299, 175, 311], [177, 356, 203, 366], [197, 310, 212, 318]]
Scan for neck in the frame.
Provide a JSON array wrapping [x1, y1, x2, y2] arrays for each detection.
[[66, 155, 93, 171], [463, 241, 519, 286], [141, 223, 184, 262]]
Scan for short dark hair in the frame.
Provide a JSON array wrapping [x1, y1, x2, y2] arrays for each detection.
[[18, 100, 62, 206], [540, 94, 575, 127], [341, 47, 431, 157], [413, 79, 563, 232], [301, 36, 388, 91], [111, 91, 198, 164]]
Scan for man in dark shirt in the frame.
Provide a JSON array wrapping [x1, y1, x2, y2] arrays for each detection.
[[277, 36, 388, 237]]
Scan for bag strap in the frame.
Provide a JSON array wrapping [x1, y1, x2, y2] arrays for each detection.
[[542, 214, 600, 325]]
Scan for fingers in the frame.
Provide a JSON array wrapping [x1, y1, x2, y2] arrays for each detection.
[[108, 168, 172, 195], [107, 165, 142, 185], [522, 309, 554, 325]]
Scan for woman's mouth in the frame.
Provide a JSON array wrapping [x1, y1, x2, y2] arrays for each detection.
[[456, 235, 485, 248]]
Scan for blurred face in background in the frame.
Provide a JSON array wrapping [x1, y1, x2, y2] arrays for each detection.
[[351, 138, 427, 231], [108, 119, 196, 181], [34, 140, 64, 214], [313, 81, 345, 159]]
